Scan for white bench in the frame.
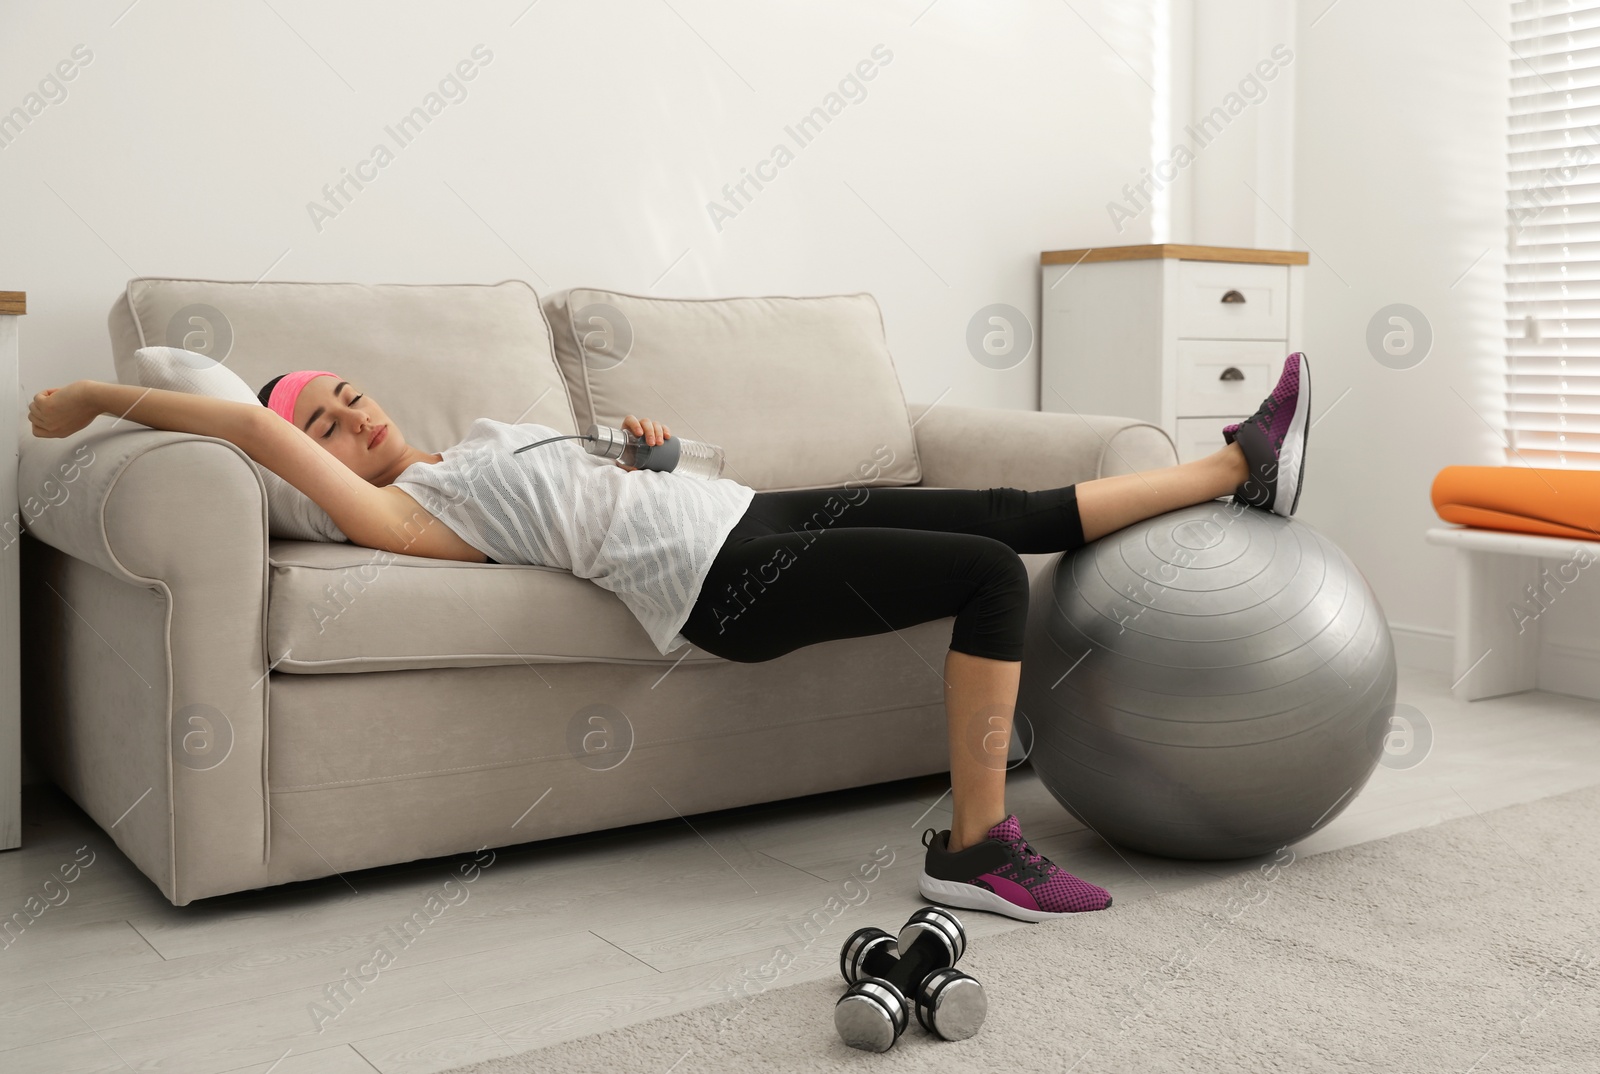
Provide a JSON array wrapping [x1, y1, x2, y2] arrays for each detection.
[[1425, 526, 1600, 701]]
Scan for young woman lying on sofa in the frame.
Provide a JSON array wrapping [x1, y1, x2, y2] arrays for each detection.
[[28, 356, 1313, 924]]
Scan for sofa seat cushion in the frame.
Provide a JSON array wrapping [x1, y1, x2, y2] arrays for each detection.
[[544, 288, 923, 491], [267, 540, 722, 673]]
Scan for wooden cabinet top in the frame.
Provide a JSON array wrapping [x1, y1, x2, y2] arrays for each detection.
[[1041, 245, 1309, 267], [0, 293, 24, 315]]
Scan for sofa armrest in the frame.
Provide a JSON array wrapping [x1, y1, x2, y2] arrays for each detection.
[[906, 402, 1178, 489], [19, 417, 273, 904]]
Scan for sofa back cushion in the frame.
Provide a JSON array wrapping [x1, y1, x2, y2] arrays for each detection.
[[110, 278, 579, 454], [543, 289, 922, 491]]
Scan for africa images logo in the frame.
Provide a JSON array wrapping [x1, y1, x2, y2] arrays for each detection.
[[705, 45, 893, 233], [306, 45, 494, 232], [1105, 43, 1293, 232]]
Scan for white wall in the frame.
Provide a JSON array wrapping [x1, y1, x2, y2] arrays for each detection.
[[1289, 0, 1512, 665], [0, 0, 1162, 414], [1183, 0, 1298, 249]]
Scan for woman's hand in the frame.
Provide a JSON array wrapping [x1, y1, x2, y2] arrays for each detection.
[[618, 414, 671, 472], [28, 381, 102, 440], [621, 414, 671, 446]]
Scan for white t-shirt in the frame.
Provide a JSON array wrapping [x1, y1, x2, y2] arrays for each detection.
[[392, 418, 755, 655]]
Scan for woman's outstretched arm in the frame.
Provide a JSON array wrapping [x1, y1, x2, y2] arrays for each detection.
[[33, 380, 262, 446], [29, 380, 410, 554]]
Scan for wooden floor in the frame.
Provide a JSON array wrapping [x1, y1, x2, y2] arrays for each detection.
[[4, 663, 1599, 1074]]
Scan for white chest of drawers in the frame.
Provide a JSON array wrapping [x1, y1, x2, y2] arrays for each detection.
[[1039, 245, 1307, 465]]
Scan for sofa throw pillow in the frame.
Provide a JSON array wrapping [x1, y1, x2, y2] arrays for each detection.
[[123, 347, 348, 543]]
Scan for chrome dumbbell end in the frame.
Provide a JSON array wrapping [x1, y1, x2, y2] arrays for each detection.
[[915, 966, 988, 1041], [895, 906, 965, 968], [834, 978, 910, 1053], [839, 926, 894, 987]]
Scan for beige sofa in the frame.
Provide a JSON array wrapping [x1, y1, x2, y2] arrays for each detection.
[[18, 278, 1176, 906]]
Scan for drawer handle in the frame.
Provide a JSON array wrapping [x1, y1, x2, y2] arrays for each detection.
[[1220, 289, 1247, 304], [1219, 366, 1245, 381]]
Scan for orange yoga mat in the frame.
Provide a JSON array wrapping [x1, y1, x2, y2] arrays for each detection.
[[1431, 466, 1600, 541]]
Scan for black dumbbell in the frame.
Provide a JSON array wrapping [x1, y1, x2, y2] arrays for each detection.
[[835, 906, 987, 1051]]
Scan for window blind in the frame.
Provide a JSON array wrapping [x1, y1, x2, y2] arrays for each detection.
[[1509, 0, 1600, 468]]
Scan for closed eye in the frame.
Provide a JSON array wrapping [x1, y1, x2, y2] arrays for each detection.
[[323, 393, 364, 439]]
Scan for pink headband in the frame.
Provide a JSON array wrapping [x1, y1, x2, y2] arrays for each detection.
[[267, 370, 341, 426]]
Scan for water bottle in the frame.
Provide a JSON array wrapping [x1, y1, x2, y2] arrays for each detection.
[[583, 423, 726, 480]]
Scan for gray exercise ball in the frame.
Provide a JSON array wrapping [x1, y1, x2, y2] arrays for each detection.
[[1017, 502, 1396, 860]]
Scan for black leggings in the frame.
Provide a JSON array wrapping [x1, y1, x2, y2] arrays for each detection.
[[678, 485, 1087, 664]]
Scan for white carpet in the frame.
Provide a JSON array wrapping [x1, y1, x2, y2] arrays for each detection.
[[445, 783, 1600, 1073]]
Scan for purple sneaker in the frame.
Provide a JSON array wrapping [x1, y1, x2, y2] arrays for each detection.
[[1222, 351, 1312, 517], [918, 814, 1112, 923]]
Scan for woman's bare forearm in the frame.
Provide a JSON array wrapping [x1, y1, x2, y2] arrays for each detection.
[[86, 381, 264, 448]]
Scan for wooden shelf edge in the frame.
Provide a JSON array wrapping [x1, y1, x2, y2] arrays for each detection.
[[0, 292, 25, 315], [1041, 245, 1309, 267]]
